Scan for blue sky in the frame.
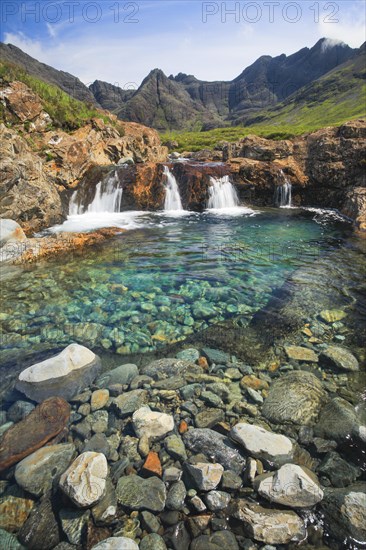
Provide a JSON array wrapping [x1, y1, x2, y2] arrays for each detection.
[[1, 1, 365, 87]]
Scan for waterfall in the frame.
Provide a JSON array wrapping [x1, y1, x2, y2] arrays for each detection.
[[163, 166, 183, 211], [274, 171, 292, 207], [207, 175, 239, 209], [69, 171, 123, 215]]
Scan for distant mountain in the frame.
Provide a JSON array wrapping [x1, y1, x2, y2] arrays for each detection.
[[245, 44, 366, 130], [90, 38, 359, 130], [0, 43, 97, 105]]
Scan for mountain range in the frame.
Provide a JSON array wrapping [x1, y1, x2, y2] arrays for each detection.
[[0, 39, 365, 132]]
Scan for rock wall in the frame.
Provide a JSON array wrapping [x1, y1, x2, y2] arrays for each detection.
[[0, 81, 168, 234]]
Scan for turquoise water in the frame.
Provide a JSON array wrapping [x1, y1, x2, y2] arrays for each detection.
[[0, 207, 354, 368]]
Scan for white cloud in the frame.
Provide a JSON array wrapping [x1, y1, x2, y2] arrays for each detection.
[[317, 3, 365, 48]]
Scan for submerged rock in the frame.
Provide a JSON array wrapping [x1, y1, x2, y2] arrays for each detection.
[[15, 443, 75, 497], [140, 358, 200, 380], [254, 464, 323, 508], [0, 528, 25, 549], [16, 344, 101, 402], [320, 346, 359, 372], [0, 496, 35, 532], [0, 397, 70, 472], [262, 371, 326, 425], [183, 428, 246, 474], [230, 499, 306, 544], [96, 364, 139, 388], [59, 452, 108, 508], [321, 484, 366, 545], [284, 345, 318, 363], [230, 423, 294, 468], [314, 397, 364, 444], [18, 495, 61, 550], [190, 530, 239, 550], [319, 309, 347, 323], [116, 475, 166, 512]]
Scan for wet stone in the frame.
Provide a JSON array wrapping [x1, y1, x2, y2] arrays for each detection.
[[0, 528, 25, 549], [140, 533, 167, 550], [91, 389, 110, 411], [284, 345, 318, 363], [140, 510, 161, 533], [112, 390, 148, 418], [90, 537, 139, 550], [194, 408, 224, 428], [202, 348, 231, 365], [221, 470, 243, 491], [83, 433, 110, 456], [18, 495, 61, 550], [201, 391, 223, 408], [190, 530, 239, 550], [205, 490, 231, 511], [176, 348, 200, 362], [116, 475, 166, 512], [185, 462, 224, 491], [96, 364, 139, 388], [0, 495, 35, 532], [166, 481, 187, 510], [165, 435, 187, 461], [318, 452, 361, 487]]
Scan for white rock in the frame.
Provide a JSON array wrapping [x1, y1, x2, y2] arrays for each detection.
[[185, 462, 224, 491], [91, 537, 139, 550], [16, 343, 101, 402], [60, 452, 108, 508], [132, 406, 174, 440], [255, 464, 324, 508], [0, 219, 27, 247], [231, 499, 306, 544], [230, 423, 294, 467]]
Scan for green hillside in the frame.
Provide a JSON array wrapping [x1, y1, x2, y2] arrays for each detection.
[[162, 51, 366, 152]]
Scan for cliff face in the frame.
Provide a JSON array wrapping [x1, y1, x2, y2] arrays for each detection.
[[0, 81, 168, 233]]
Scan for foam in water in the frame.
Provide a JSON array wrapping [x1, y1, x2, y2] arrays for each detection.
[[207, 175, 240, 209], [274, 171, 292, 208], [163, 166, 183, 211], [69, 171, 123, 215]]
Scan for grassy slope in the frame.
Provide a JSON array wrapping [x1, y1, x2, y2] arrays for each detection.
[[0, 61, 114, 131], [161, 54, 366, 152]]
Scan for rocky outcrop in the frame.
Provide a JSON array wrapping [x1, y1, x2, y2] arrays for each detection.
[[0, 80, 168, 234]]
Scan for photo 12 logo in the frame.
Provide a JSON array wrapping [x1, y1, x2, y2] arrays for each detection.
[[202, 2, 340, 24], [1, 2, 140, 24]]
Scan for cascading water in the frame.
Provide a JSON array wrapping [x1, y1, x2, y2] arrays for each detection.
[[163, 166, 183, 211], [69, 171, 123, 215], [207, 175, 240, 209], [274, 171, 292, 207]]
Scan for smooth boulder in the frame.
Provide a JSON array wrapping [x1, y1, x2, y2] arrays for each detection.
[[254, 464, 323, 508], [16, 344, 101, 402], [59, 452, 108, 508], [132, 407, 174, 440]]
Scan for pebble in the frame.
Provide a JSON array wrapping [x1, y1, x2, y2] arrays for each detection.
[[185, 462, 224, 491]]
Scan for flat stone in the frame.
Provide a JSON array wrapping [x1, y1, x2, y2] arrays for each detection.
[[15, 443, 75, 497], [0, 496, 34, 532], [141, 451, 162, 477], [255, 464, 323, 508], [201, 347, 231, 365], [190, 530, 239, 550], [320, 346, 359, 372], [91, 389, 110, 411], [185, 462, 224, 491], [59, 508, 90, 545], [0, 397, 70, 472], [240, 375, 269, 391], [194, 408, 224, 429], [116, 474, 166, 512], [132, 406, 174, 440], [284, 345, 318, 363], [163, 467, 182, 483], [183, 428, 246, 474], [16, 344, 101, 402], [230, 499, 306, 544], [165, 435, 187, 461], [262, 371, 326, 426], [321, 484, 366, 545], [319, 309, 347, 324], [230, 423, 294, 468], [18, 495, 61, 550], [141, 358, 200, 381], [112, 390, 148, 418], [221, 470, 242, 491], [60, 452, 108, 508], [90, 537, 139, 550], [96, 364, 139, 388], [314, 397, 364, 444], [140, 510, 161, 533]]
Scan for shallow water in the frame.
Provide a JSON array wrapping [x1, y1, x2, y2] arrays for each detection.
[[2, 207, 362, 376]]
